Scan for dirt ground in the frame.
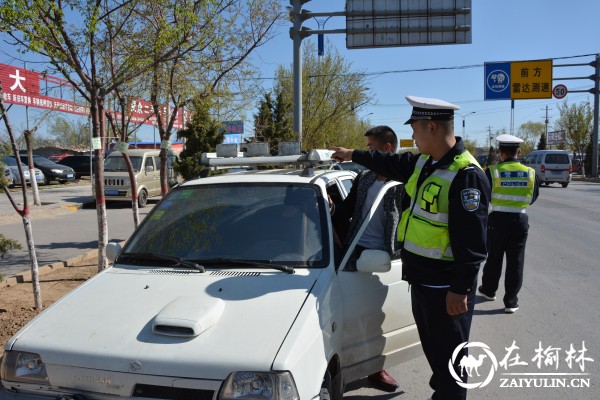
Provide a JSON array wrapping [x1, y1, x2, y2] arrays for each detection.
[[0, 260, 97, 358]]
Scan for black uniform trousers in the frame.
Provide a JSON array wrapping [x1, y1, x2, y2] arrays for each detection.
[[411, 280, 477, 400], [480, 211, 529, 308]]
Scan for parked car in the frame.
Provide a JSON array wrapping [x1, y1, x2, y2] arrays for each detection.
[[1, 156, 45, 186], [18, 154, 76, 184], [524, 150, 572, 188], [1, 149, 421, 400], [99, 149, 178, 207], [58, 155, 93, 178], [3, 166, 14, 187]]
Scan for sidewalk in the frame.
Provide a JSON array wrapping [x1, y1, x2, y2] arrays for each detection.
[[1, 183, 97, 287]]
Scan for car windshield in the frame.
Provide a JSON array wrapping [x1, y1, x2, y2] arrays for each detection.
[[545, 154, 570, 164], [3, 157, 28, 168], [123, 183, 329, 267], [104, 156, 143, 172], [30, 156, 58, 166]]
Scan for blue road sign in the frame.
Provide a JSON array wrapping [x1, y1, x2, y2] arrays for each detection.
[[485, 62, 511, 100]]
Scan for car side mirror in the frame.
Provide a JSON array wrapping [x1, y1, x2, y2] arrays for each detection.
[[355, 249, 391, 273], [145, 166, 154, 173], [106, 242, 122, 263]]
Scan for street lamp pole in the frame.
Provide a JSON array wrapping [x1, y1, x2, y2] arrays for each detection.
[[457, 111, 476, 141]]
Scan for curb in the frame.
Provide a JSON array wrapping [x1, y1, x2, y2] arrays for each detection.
[[0, 248, 98, 290], [0, 241, 126, 290]]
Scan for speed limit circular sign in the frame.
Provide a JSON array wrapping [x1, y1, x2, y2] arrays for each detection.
[[553, 84, 568, 99]]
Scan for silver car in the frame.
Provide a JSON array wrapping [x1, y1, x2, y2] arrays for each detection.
[[1, 156, 45, 186]]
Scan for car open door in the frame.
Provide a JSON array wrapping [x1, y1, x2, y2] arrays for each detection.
[[336, 181, 420, 384]]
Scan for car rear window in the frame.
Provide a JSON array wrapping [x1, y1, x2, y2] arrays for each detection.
[[545, 154, 570, 164]]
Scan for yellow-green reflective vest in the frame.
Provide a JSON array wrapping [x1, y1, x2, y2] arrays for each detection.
[[488, 162, 534, 213], [398, 151, 482, 261]]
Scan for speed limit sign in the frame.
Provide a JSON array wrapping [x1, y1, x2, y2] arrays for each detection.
[[553, 84, 568, 99]]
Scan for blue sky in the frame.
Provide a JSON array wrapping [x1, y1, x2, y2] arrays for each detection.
[[251, 0, 600, 147], [1, 0, 599, 148]]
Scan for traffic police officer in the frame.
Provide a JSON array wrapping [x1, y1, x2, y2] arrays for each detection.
[[330, 96, 491, 400], [478, 134, 540, 313]]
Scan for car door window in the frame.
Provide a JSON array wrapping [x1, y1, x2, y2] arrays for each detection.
[[145, 157, 154, 170], [154, 156, 162, 171]]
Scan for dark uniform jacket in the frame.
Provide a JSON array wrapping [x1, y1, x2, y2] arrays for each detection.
[[332, 170, 404, 258], [352, 138, 491, 294]]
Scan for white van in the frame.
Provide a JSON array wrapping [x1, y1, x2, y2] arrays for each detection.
[[102, 149, 178, 207], [525, 150, 572, 188]]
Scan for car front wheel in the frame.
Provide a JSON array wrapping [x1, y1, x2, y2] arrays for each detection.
[[320, 370, 332, 400], [138, 188, 148, 208], [561, 182, 569, 188]]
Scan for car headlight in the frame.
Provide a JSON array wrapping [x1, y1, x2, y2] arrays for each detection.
[[219, 371, 299, 400], [0, 351, 49, 384], [51, 169, 63, 173]]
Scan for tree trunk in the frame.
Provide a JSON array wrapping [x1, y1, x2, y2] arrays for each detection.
[[122, 152, 140, 228], [22, 216, 42, 309], [160, 147, 169, 196], [24, 130, 41, 205], [92, 93, 109, 272]]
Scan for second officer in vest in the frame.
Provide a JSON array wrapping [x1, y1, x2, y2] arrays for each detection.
[[330, 96, 491, 400], [478, 134, 540, 313]]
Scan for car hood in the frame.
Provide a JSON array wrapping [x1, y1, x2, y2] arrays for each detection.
[[9, 265, 319, 379]]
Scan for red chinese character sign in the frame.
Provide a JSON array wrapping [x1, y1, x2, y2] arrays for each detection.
[[0, 62, 189, 128], [0, 63, 90, 115]]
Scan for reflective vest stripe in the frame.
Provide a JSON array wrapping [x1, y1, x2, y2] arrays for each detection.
[[489, 204, 527, 213], [404, 240, 454, 259], [492, 193, 531, 202], [410, 206, 449, 223]]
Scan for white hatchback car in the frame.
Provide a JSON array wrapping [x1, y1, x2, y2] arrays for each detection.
[[1, 150, 421, 400]]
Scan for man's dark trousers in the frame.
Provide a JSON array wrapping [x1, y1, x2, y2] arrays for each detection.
[[480, 212, 528, 308], [411, 281, 477, 400]]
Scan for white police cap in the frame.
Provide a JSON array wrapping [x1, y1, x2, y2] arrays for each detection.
[[496, 134, 524, 148], [404, 96, 460, 125]]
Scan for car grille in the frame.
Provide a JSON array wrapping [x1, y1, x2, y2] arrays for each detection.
[[105, 178, 126, 186], [133, 384, 214, 400]]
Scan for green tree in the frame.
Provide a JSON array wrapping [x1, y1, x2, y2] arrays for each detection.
[[273, 90, 295, 143], [174, 96, 224, 180], [252, 91, 297, 154], [47, 116, 89, 147], [554, 101, 593, 168], [537, 132, 547, 150], [273, 41, 372, 149], [0, 233, 22, 259], [254, 93, 275, 149], [517, 121, 545, 156]]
